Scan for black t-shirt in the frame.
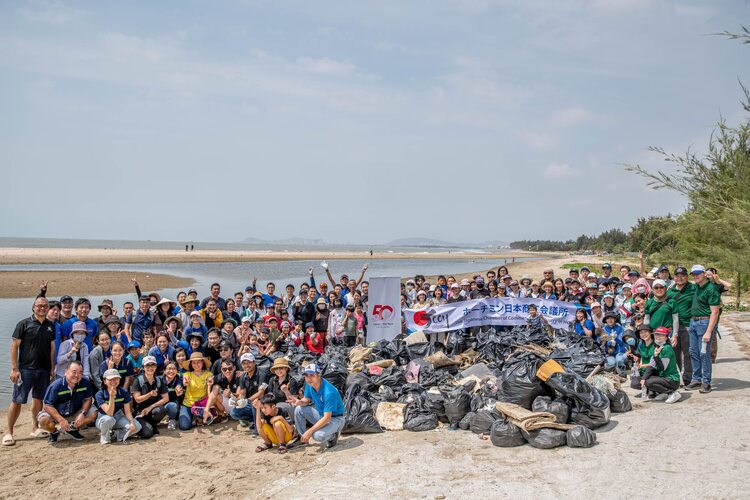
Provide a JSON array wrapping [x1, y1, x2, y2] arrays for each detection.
[[470, 288, 491, 299], [214, 372, 242, 394], [266, 374, 299, 404], [260, 404, 292, 425], [13, 316, 56, 371], [131, 374, 167, 412], [161, 375, 183, 403], [211, 356, 240, 376], [239, 368, 267, 396], [203, 343, 221, 365]]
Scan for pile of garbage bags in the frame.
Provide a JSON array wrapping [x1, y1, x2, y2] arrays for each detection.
[[276, 324, 632, 450]]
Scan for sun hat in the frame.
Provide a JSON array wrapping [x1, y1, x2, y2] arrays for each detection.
[[180, 297, 199, 306], [71, 321, 88, 334], [542, 281, 554, 289], [303, 362, 321, 375], [241, 316, 252, 323], [603, 311, 619, 321], [316, 298, 326, 305], [186, 331, 203, 342], [156, 297, 177, 308], [165, 316, 182, 329], [105, 315, 123, 327], [520, 275, 532, 284], [142, 356, 157, 366], [270, 357, 290, 373], [182, 352, 211, 371], [103, 369, 121, 380], [416, 290, 427, 297], [450, 283, 460, 289], [638, 324, 653, 333], [97, 299, 114, 311], [460, 279, 470, 286], [240, 353, 255, 364], [588, 272, 598, 279]]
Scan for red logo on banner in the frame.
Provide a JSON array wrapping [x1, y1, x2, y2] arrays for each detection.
[[413, 310, 431, 327], [372, 304, 395, 321]]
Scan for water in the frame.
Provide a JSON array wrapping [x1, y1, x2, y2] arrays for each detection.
[[0, 257, 536, 405]]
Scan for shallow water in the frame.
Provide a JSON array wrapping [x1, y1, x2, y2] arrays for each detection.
[[0, 257, 536, 405]]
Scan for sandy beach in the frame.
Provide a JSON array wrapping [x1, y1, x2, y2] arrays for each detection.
[[0, 271, 194, 299], [1, 315, 747, 499]]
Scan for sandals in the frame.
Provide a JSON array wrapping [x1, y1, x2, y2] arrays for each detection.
[[255, 442, 273, 453], [2, 434, 14, 446], [278, 444, 288, 454]]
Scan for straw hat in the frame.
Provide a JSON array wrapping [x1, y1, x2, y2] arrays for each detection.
[[156, 297, 177, 308], [182, 352, 211, 371], [180, 296, 199, 306], [270, 357, 290, 373]]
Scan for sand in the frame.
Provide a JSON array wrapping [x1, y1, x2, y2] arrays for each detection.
[[1, 315, 748, 499], [0, 247, 543, 265], [0, 271, 194, 299]]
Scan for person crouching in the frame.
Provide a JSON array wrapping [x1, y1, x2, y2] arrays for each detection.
[[254, 394, 297, 454], [642, 327, 682, 404]]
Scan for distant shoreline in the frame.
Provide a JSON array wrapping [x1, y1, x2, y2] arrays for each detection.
[[0, 247, 546, 265]]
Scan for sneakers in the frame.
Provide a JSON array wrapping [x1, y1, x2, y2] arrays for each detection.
[[665, 391, 682, 404], [699, 383, 712, 394], [685, 381, 702, 390], [239, 419, 250, 428], [326, 432, 340, 449], [63, 426, 85, 441], [48, 431, 60, 444], [635, 387, 647, 399], [100, 435, 111, 445], [653, 393, 669, 402], [167, 419, 177, 431]]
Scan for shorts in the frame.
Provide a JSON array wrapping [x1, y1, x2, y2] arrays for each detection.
[[261, 416, 295, 444], [12, 368, 51, 404], [37, 407, 96, 424]]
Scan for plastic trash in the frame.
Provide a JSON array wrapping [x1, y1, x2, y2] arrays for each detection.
[[470, 409, 502, 434], [608, 389, 632, 413], [441, 386, 471, 425], [489, 418, 525, 447], [521, 427, 567, 449], [566, 425, 597, 448], [458, 411, 475, 430], [532, 396, 571, 424], [544, 371, 611, 429], [342, 385, 383, 434], [497, 353, 545, 410]]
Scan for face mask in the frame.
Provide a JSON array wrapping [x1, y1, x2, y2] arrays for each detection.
[[655, 338, 666, 346], [637, 287, 646, 293], [626, 337, 636, 346], [317, 305, 326, 311], [73, 334, 86, 343]]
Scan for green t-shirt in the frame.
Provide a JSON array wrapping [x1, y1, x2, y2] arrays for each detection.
[[691, 281, 721, 318], [637, 341, 655, 375], [654, 344, 680, 383], [667, 282, 695, 326], [644, 297, 674, 329]]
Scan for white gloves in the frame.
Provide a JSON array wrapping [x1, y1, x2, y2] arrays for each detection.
[[321, 261, 329, 270]]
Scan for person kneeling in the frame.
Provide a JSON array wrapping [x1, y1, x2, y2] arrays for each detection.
[[642, 327, 682, 404], [38, 361, 97, 444], [95, 369, 141, 445], [292, 363, 345, 450], [254, 394, 297, 454]]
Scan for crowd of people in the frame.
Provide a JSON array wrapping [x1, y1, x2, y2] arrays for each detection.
[[3, 258, 730, 450]]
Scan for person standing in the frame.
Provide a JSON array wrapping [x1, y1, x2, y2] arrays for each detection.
[[685, 265, 721, 393], [3, 296, 56, 446], [126, 295, 154, 343], [666, 267, 695, 386]]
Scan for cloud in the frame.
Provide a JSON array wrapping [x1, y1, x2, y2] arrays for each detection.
[[296, 57, 357, 76], [16, 0, 85, 24], [550, 106, 599, 126], [522, 132, 558, 150], [543, 163, 577, 178]]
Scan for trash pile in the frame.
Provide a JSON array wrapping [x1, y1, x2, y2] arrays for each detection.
[[274, 325, 632, 450]]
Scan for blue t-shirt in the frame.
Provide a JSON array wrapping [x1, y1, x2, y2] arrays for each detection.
[[126, 309, 153, 343], [575, 319, 595, 336], [60, 317, 98, 351], [148, 345, 175, 370], [262, 293, 280, 307], [94, 387, 132, 414], [303, 378, 345, 417], [43, 377, 93, 416], [100, 358, 135, 387]]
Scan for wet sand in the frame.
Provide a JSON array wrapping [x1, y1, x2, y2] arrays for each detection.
[[0, 271, 194, 299]]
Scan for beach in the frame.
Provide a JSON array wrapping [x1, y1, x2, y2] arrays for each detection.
[[1, 315, 747, 499]]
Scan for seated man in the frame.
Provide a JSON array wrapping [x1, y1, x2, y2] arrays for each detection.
[[95, 368, 142, 445], [254, 394, 297, 454], [292, 363, 345, 449], [38, 361, 97, 444], [211, 358, 243, 422]]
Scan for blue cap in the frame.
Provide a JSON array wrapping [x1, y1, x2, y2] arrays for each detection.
[[303, 363, 321, 375], [128, 340, 142, 349]]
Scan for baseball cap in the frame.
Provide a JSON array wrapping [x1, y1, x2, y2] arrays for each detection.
[[580, 266, 590, 272], [602, 263, 612, 269], [674, 266, 688, 275], [460, 279, 470, 286], [654, 326, 671, 336], [588, 272, 598, 279], [240, 353, 255, 363], [450, 283, 460, 289], [218, 340, 232, 350], [591, 301, 601, 309], [569, 268, 579, 274], [501, 275, 511, 280], [127, 340, 141, 350], [60, 295, 73, 303], [303, 363, 321, 375], [241, 316, 251, 323], [103, 369, 121, 380], [690, 265, 705, 275], [627, 270, 640, 277], [657, 265, 670, 274], [190, 310, 201, 317], [188, 288, 198, 295], [245, 286, 253, 292], [622, 283, 632, 289], [142, 356, 157, 366], [304, 322, 315, 329], [320, 282, 328, 288], [71, 321, 88, 334], [652, 279, 667, 288], [139, 294, 151, 302]]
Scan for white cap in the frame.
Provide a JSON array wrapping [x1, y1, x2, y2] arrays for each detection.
[[652, 279, 667, 288], [622, 283, 632, 289], [240, 353, 255, 363], [690, 265, 705, 274], [588, 272, 597, 279], [142, 356, 157, 366]]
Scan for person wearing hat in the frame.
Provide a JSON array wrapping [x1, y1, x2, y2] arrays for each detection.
[[160, 315, 183, 346], [630, 324, 655, 398], [644, 279, 676, 331], [601, 311, 626, 371], [562, 279, 584, 304], [126, 340, 144, 376], [60, 297, 98, 351], [102, 341, 136, 390], [265, 357, 299, 408], [176, 296, 199, 331], [686, 265, 721, 393], [38, 360, 96, 444], [309, 299, 329, 354], [666, 266, 695, 386], [589, 302, 604, 330], [640, 327, 682, 404], [160, 361, 184, 430], [518, 275, 532, 297], [95, 299, 116, 335], [131, 356, 169, 438], [540, 282, 556, 300], [179, 352, 216, 429], [447, 282, 464, 303], [292, 362, 346, 449], [211, 340, 239, 376], [125, 294, 154, 344], [210, 358, 244, 424], [55, 321, 91, 380], [292, 288, 314, 326], [95, 368, 141, 445], [598, 263, 613, 287], [470, 277, 491, 299], [235, 353, 268, 427], [220, 318, 239, 351], [327, 296, 346, 346], [58, 295, 75, 325]]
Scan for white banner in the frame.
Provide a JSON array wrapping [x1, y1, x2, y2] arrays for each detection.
[[404, 297, 579, 334], [367, 277, 402, 342]]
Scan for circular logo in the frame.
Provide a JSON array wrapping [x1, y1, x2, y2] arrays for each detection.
[[413, 310, 431, 327], [372, 304, 395, 321]]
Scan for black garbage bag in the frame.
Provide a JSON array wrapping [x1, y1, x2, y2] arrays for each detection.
[[630, 373, 642, 389], [370, 365, 406, 388], [388, 339, 411, 366], [549, 349, 605, 377], [458, 411, 475, 430], [489, 418, 525, 447], [255, 356, 272, 374], [608, 389, 632, 413], [566, 425, 597, 448], [544, 371, 610, 429], [441, 386, 471, 425], [514, 324, 551, 347], [532, 396, 570, 424], [426, 391, 449, 423], [470, 393, 485, 412], [346, 372, 374, 391], [470, 409, 502, 434], [521, 427, 567, 449], [399, 384, 438, 432], [406, 341, 439, 361], [370, 339, 396, 360], [342, 385, 383, 434], [322, 358, 348, 397], [497, 353, 545, 410]]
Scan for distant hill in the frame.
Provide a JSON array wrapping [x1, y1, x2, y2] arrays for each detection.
[[386, 237, 509, 248], [241, 237, 326, 245]]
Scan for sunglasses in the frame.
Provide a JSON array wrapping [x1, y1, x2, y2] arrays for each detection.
[[221, 367, 234, 372]]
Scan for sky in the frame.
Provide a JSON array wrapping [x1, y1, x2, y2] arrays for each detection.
[[1, 0, 748, 245]]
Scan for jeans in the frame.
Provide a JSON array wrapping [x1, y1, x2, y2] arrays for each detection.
[[165, 401, 180, 420], [606, 353, 628, 370], [96, 410, 142, 442], [674, 325, 692, 385], [689, 318, 713, 384], [294, 405, 345, 443], [229, 404, 255, 422]]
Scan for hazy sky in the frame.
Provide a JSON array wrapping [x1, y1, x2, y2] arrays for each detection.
[[1, 0, 748, 244]]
